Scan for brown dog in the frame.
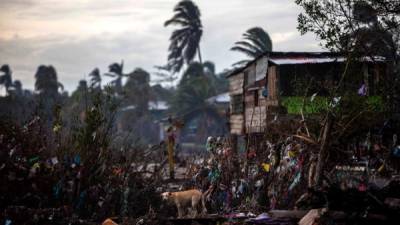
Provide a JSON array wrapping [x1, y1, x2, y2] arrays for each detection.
[[161, 189, 207, 218]]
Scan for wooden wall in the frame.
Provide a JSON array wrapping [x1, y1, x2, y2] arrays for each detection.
[[244, 65, 280, 133], [245, 88, 267, 133], [267, 65, 279, 104], [229, 72, 244, 95], [228, 61, 281, 135], [228, 72, 245, 135]]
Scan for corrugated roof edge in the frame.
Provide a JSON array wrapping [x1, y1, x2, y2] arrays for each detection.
[[225, 51, 387, 78], [226, 51, 346, 78]]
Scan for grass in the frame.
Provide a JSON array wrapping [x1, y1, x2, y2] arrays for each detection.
[[281, 96, 383, 114]]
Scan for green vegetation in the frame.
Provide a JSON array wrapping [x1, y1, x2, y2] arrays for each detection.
[[281, 96, 328, 114], [281, 96, 383, 114]]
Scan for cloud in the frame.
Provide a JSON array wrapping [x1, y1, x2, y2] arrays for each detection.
[[0, 30, 170, 92], [0, 0, 322, 92]]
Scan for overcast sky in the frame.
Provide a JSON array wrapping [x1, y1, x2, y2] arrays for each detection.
[[0, 0, 322, 92]]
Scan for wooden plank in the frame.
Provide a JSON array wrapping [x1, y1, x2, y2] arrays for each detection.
[[268, 66, 278, 100], [246, 108, 266, 131], [230, 115, 243, 119], [230, 113, 244, 135], [228, 73, 244, 95], [231, 128, 242, 135], [230, 119, 243, 124], [268, 210, 309, 219], [245, 95, 254, 102]]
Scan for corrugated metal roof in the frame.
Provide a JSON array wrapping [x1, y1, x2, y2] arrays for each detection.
[[269, 57, 346, 65], [269, 56, 386, 65], [226, 51, 386, 78]]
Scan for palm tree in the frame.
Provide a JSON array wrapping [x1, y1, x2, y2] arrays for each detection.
[[105, 61, 128, 93], [34, 65, 64, 128], [179, 61, 220, 89], [77, 80, 88, 92], [70, 80, 89, 105], [89, 68, 101, 89], [171, 76, 216, 115], [165, 0, 203, 73], [180, 61, 205, 85], [231, 27, 273, 66], [124, 68, 151, 116], [172, 61, 219, 114], [34, 65, 64, 95], [0, 65, 13, 95]]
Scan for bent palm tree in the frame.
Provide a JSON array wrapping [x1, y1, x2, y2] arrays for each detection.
[[105, 61, 127, 93], [89, 68, 102, 89], [165, 0, 203, 73], [231, 27, 273, 66]]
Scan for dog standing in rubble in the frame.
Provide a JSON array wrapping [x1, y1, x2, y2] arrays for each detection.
[[161, 189, 207, 218]]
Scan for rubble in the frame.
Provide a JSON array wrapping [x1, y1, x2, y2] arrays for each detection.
[[1, 110, 400, 225]]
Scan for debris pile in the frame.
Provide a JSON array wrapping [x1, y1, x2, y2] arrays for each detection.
[[1, 114, 400, 225], [181, 115, 400, 224], [0, 118, 165, 225]]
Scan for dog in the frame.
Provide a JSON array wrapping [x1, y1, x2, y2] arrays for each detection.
[[161, 189, 207, 218]]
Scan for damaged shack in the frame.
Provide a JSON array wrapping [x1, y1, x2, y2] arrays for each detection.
[[227, 52, 387, 146]]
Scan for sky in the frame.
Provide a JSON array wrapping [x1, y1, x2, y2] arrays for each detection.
[[0, 0, 323, 92]]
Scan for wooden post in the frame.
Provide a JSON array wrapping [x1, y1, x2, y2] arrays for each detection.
[[167, 139, 175, 180], [167, 127, 175, 180]]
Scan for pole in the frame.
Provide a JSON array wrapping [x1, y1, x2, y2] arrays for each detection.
[[167, 127, 175, 180]]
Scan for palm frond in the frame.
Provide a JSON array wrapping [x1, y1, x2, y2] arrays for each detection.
[[231, 59, 251, 67], [164, 18, 189, 27], [233, 40, 264, 56], [231, 46, 259, 58], [104, 73, 117, 78], [108, 63, 123, 75], [231, 26, 273, 61]]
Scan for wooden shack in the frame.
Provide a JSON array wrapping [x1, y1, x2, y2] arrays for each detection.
[[227, 52, 386, 136]]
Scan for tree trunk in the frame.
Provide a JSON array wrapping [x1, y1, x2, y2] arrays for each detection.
[[197, 45, 203, 65], [314, 113, 333, 186]]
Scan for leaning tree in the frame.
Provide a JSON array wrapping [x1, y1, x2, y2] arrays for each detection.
[[165, 0, 203, 73]]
